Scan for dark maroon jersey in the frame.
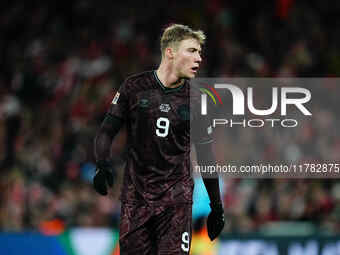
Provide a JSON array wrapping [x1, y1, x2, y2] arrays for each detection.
[[107, 71, 212, 205]]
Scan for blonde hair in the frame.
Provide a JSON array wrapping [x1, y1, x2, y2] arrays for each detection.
[[160, 24, 206, 55]]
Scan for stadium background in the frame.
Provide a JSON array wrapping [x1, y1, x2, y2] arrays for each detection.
[[1, 0, 340, 254]]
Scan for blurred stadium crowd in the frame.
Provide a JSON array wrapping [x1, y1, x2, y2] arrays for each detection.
[[1, 0, 340, 235]]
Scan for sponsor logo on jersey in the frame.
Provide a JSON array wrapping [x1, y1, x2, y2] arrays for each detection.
[[159, 103, 171, 112], [111, 92, 120, 104]]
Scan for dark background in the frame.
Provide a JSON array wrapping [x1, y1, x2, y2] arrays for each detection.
[[1, 0, 340, 235]]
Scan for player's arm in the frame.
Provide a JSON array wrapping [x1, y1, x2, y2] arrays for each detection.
[[192, 87, 225, 240], [93, 113, 124, 195], [192, 94, 225, 240], [94, 113, 124, 163], [93, 81, 129, 195], [195, 141, 225, 241]]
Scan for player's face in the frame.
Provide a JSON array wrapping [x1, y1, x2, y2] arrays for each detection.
[[173, 38, 202, 79]]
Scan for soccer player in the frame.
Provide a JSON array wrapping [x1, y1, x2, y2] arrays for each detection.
[[94, 24, 224, 254]]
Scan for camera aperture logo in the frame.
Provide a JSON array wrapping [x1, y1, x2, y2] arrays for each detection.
[[200, 84, 312, 128]]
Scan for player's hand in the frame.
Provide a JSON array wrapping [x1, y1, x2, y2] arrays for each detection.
[[93, 160, 114, 196], [207, 202, 225, 241]]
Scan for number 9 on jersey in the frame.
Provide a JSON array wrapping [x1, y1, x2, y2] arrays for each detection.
[[156, 117, 170, 137]]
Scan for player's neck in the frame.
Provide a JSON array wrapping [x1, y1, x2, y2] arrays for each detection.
[[156, 64, 184, 88]]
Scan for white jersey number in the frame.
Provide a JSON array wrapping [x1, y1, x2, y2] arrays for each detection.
[[156, 117, 170, 137], [181, 232, 190, 252]]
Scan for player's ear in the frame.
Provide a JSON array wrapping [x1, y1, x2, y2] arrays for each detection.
[[165, 47, 175, 60]]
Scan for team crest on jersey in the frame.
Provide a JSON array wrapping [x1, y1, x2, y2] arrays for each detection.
[[111, 92, 120, 104], [159, 103, 171, 112], [178, 105, 190, 120]]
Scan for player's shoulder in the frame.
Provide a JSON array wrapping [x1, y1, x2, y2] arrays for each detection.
[[188, 81, 204, 99], [124, 70, 154, 87]]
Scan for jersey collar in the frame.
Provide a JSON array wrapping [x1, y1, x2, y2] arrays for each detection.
[[153, 70, 186, 94]]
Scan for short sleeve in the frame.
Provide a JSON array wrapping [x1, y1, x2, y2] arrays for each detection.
[[107, 80, 129, 120]]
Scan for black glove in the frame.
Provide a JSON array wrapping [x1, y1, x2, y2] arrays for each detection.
[[93, 160, 114, 195], [207, 202, 225, 241]]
